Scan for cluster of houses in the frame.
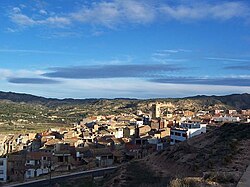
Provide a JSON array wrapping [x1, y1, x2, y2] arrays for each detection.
[[0, 102, 249, 184]]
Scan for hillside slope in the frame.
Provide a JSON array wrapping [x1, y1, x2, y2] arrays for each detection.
[[187, 93, 250, 110], [106, 123, 250, 187]]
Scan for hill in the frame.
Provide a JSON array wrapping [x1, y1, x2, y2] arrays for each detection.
[[0, 91, 249, 109], [105, 123, 250, 187], [187, 93, 250, 110], [0, 91, 100, 106]]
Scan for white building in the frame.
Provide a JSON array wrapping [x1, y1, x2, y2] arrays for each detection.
[[0, 158, 7, 182], [170, 122, 207, 145], [115, 128, 124, 138], [212, 116, 240, 123]]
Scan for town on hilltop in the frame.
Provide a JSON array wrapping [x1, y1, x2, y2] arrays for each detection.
[[0, 101, 249, 185]]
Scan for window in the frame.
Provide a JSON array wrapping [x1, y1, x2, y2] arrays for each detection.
[[0, 160, 3, 166], [170, 139, 174, 142], [65, 156, 68, 162], [0, 170, 3, 174], [182, 133, 187, 137], [170, 131, 174, 135], [27, 170, 31, 176], [175, 132, 181, 136], [58, 156, 63, 162], [0, 177, 3, 181]]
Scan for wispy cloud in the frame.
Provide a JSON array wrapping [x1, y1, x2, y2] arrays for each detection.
[[8, 78, 61, 84], [7, 1, 250, 30], [43, 64, 182, 79], [152, 49, 190, 63], [160, 2, 249, 21], [206, 57, 250, 62], [151, 76, 250, 87], [224, 64, 250, 71], [0, 49, 81, 55], [9, 7, 71, 28], [71, 1, 155, 28]]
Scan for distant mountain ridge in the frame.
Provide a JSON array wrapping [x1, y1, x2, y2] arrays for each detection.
[[0, 91, 100, 106], [0, 91, 249, 109], [186, 93, 250, 110]]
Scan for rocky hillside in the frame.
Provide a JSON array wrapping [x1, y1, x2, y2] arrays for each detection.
[[105, 123, 250, 187]]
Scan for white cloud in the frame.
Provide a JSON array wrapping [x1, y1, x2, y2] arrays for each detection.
[[9, 8, 71, 27], [0, 49, 79, 55], [71, 2, 120, 28], [40, 16, 71, 27], [161, 2, 249, 21], [152, 49, 190, 63], [0, 68, 44, 80], [10, 13, 36, 26], [119, 0, 155, 24], [39, 9, 47, 15], [0, 69, 12, 80], [12, 7, 21, 14], [2, 77, 250, 99], [71, 0, 156, 27], [7, 1, 250, 31], [6, 27, 19, 33]]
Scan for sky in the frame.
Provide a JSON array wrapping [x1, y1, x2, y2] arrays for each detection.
[[0, 0, 250, 99]]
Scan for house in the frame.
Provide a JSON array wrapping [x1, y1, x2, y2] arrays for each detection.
[[0, 135, 7, 156], [0, 157, 7, 182], [125, 143, 148, 159], [184, 110, 194, 117], [64, 137, 84, 147], [214, 109, 225, 115], [96, 136, 114, 147], [212, 116, 240, 123], [138, 125, 151, 136], [111, 138, 125, 149], [91, 148, 114, 167], [227, 110, 237, 115], [241, 110, 250, 115], [134, 118, 144, 126], [115, 128, 124, 138], [25, 152, 52, 179], [170, 122, 207, 145], [75, 147, 92, 165], [7, 153, 26, 182], [5, 135, 19, 154], [151, 119, 160, 130], [153, 129, 170, 139], [53, 143, 73, 171], [123, 126, 135, 137]]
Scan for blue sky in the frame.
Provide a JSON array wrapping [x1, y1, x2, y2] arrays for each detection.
[[0, 0, 250, 98]]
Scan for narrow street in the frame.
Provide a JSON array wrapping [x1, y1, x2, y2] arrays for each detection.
[[5, 166, 117, 187]]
